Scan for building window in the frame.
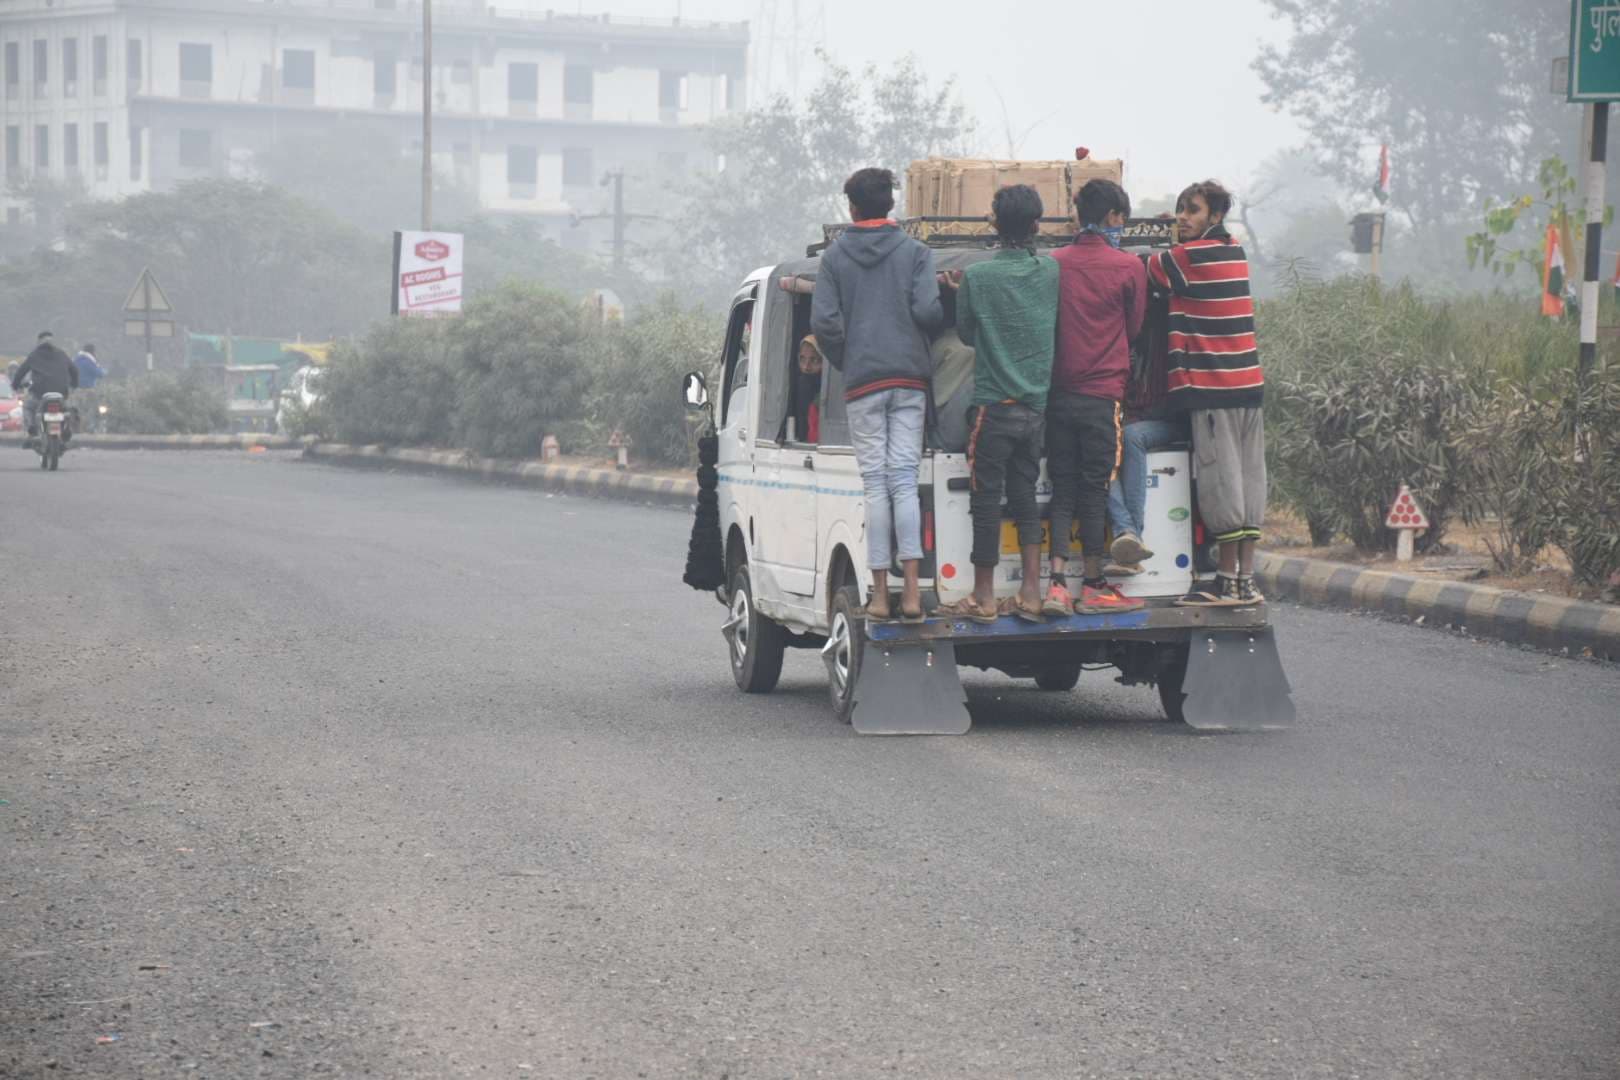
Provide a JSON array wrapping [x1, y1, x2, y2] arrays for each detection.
[[6, 207, 17, 227], [129, 124, 143, 180], [659, 71, 688, 121], [5, 43, 17, 100], [506, 144, 536, 198], [374, 52, 395, 98], [34, 124, 48, 172], [5, 126, 19, 180], [179, 43, 212, 97], [93, 36, 108, 96], [282, 48, 314, 92], [63, 122, 78, 174], [63, 37, 78, 96], [178, 128, 211, 169], [34, 39, 48, 97], [508, 62, 537, 115], [563, 64, 592, 119], [94, 121, 109, 179], [562, 146, 592, 188], [127, 39, 142, 93]]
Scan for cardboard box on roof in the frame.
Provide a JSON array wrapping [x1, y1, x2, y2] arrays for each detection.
[[905, 156, 1125, 236]]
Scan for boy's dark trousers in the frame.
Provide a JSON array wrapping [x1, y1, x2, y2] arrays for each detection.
[[967, 402, 1044, 568], [1046, 390, 1121, 565]]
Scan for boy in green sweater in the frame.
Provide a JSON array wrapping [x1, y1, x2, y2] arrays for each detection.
[[941, 184, 1060, 623]]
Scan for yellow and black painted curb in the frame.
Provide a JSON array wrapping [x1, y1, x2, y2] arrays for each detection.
[[1256, 553, 1620, 661], [302, 442, 700, 508], [0, 432, 306, 450]]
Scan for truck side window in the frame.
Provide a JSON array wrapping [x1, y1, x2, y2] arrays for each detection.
[[720, 297, 754, 428]]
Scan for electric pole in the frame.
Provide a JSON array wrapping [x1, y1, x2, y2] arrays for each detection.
[[421, 0, 433, 231]]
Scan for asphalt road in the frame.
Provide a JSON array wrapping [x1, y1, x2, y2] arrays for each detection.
[[3, 449, 1617, 1080]]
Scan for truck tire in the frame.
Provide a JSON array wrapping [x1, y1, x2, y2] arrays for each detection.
[[826, 582, 865, 724], [1033, 663, 1082, 691], [1157, 642, 1190, 724], [727, 562, 785, 694]]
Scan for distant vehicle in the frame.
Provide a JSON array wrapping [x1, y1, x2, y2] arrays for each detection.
[[274, 364, 324, 434], [0, 391, 22, 432]]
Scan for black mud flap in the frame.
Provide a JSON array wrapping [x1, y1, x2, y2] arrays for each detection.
[[1180, 627, 1295, 732], [851, 641, 972, 736]]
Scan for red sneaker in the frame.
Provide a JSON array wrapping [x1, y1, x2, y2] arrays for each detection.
[[1042, 582, 1074, 616], [1075, 582, 1145, 614]]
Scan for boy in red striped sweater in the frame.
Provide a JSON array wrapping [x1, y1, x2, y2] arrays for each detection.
[[1145, 180, 1266, 607]]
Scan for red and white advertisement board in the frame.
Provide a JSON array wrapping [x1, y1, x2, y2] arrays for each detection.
[[392, 231, 465, 316]]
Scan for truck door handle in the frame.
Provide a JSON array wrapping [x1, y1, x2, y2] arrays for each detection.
[[803, 455, 815, 470]]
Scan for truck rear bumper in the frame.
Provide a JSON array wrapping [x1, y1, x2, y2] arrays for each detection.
[[865, 597, 1268, 647]]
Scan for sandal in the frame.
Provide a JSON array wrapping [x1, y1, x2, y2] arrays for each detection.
[[1002, 595, 1046, 624], [899, 605, 927, 624], [937, 597, 999, 625]]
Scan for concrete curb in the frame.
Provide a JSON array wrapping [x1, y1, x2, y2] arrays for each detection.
[[0, 432, 307, 451], [1256, 552, 1620, 661], [302, 441, 700, 508]]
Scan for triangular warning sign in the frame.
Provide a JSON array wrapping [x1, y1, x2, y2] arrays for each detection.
[[1384, 484, 1430, 529], [123, 268, 174, 314]]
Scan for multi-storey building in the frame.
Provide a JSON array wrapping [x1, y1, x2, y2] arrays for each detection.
[[0, 0, 748, 230]]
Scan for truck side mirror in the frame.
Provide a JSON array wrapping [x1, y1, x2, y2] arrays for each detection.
[[682, 371, 709, 411]]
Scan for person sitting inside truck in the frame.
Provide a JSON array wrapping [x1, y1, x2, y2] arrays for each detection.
[[937, 183, 1059, 624], [794, 334, 824, 444], [1043, 179, 1147, 615], [1147, 180, 1266, 607], [810, 167, 944, 623]]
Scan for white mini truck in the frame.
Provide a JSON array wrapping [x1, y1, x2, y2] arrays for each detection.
[[681, 220, 1293, 735]]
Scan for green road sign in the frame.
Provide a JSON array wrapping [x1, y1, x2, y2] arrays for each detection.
[[1570, 0, 1620, 100]]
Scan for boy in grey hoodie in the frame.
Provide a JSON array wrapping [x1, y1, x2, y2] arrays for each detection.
[[811, 167, 944, 621]]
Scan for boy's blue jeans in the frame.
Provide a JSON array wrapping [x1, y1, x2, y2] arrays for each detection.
[[1106, 418, 1182, 540]]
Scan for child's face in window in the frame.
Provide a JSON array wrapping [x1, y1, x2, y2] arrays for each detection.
[[798, 342, 823, 376]]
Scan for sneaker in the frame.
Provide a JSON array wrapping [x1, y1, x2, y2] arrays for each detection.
[[1110, 532, 1154, 566], [1042, 581, 1074, 616], [1104, 561, 1144, 577], [1075, 581, 1146, 614], [1237, 576, 1265, 605]]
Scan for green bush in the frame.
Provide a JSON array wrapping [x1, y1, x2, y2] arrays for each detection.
[[1260, 276, 1488, 552], [322, 318, 458, 447], [451, 282, 597, 459], [586, 296, 721, 466], [80, 370, 230, 434]]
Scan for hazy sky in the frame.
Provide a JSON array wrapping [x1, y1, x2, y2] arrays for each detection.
[[548, 0, 1306, 200]]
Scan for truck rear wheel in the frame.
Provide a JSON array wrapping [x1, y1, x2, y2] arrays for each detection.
[[727, 563, 785, 693], [826, 583, 865, 724], [1033, 662, 1082, 691], [1157, 643, 1190, 724]]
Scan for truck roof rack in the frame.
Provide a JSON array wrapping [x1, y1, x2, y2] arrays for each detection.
[[809, 216, 1177, 256]]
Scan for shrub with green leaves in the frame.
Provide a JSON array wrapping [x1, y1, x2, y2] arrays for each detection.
[[321, 317, 458, 448], [586, 296, 721, 466], [81, 370, 230, 435], [1260, 276, 1489, 552]]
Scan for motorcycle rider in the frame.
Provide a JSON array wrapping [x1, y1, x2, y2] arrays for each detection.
[[12, 331, 78, 449]]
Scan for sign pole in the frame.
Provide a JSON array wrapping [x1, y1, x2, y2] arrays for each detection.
[[1370, 216, 1383, 280], [1581, 100, 1607, 384], [143, 273, 153, 372], [421, 0, 433, 231]]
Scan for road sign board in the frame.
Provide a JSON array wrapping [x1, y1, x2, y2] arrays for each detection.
[[1569, 1, 1620, 100], [122, 267, 174, 313], [1384, 484, 1430, 530], [125, 318, 174, 338]]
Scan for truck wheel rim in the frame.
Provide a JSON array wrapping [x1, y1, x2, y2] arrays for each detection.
[[730, 588, 750, 668], [828, 610, 852, 694]]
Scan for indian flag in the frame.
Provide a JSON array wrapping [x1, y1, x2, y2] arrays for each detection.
[[1542, 223, 1565, 319], [1372, 145, 1391, 203]]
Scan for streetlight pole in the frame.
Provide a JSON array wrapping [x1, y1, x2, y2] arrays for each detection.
[[421, 0, 433, 231]]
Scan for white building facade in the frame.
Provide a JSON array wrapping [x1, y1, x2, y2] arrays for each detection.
[[0, 0, 748, 225]]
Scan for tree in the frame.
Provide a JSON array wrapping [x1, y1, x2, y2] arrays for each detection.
[[1255, 1, 1573, 242], [659, 53, 975, 306]]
